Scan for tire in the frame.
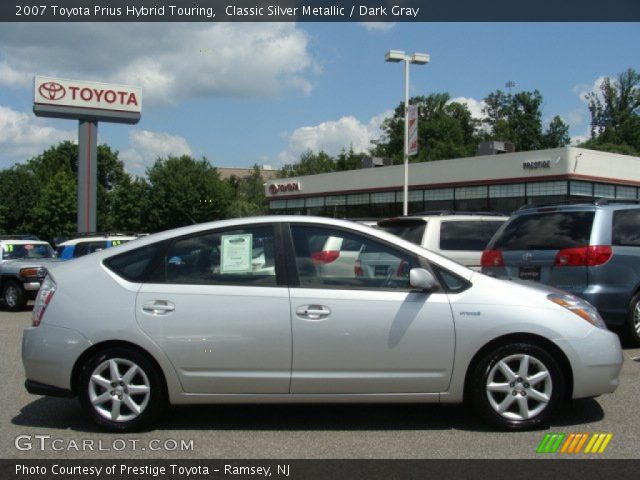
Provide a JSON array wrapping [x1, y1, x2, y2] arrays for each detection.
[[624, 292, 640, 348], [78, 347, 166, 432], [3, 280, 26, 311], [470, 343, 565, 431]]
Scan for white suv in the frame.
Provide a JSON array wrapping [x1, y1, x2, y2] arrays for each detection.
[[377, 213, 508, 269]]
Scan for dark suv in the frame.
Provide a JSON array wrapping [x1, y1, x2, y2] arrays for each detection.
[[482, 201, 640, 345]]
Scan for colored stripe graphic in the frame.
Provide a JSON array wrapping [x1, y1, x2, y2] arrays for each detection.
[[537, 433, 613, 454], [537, 433, 565, 453]]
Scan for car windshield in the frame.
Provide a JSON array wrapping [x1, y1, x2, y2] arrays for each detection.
[[377, 219, 426, 245], [2, 243, 54, 259], [489, 211, 595, 250]]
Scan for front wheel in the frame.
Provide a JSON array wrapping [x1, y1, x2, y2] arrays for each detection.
[[78, 348, 166, 431], [3, 280, 26, 311], [470, 343, 565, 431]]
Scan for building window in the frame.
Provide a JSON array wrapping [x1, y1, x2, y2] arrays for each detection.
[[489, 184, 525, 198], [326, 195, 346, 206], [594, 183, 615, 198], [424, 188, 454, 201], [397, 190, 424, 202], [286, 199, 305, 208], [270, 200, 286, 209], [347, 193, 370, 205], [570, 181, 593, 197], [456, 186, 488, 200], [305, 197, 325, 207], [527, 181, 567, 196], [370, 192, 396, 204], [616, 185, 637, 200]]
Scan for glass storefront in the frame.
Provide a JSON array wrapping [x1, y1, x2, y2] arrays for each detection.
[[269, 180, 639, 217]]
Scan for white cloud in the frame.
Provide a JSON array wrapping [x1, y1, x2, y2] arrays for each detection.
[[0, 105, 76, 167], [278, 111, 392, 164], [119, 130, 193, 175], [0, 23, 316, 106], [448, 96, 486, 120], [359, 22, 396, 32], [573, 75, 608, 102]]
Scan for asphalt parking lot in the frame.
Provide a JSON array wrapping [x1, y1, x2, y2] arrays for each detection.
[[2, 309, 639, 459]]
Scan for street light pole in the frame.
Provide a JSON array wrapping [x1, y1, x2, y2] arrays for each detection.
[[385, 50, 429, 216]]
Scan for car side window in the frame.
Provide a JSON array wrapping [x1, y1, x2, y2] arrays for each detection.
[[612, 209, 640, 247], [290, 225, 420, 290], [74, 241, 108, 258], [165, 225, 277, 286]]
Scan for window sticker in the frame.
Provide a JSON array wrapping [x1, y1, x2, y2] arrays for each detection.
[[4, 244, 14, 252], [221, 234, 253, 273]]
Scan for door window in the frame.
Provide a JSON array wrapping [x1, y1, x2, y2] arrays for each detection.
[[613, 209, 640, 246], [165, 225, 277, 286], [291, 225, 419, 290]]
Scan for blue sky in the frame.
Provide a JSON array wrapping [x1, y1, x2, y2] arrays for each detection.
[[0, 22, 638, 175]]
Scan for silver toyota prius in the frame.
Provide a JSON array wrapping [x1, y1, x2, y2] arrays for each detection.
[[22, 216, 623, 431]]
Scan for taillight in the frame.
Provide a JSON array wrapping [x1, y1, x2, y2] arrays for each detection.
[[354, 259, 364, 277], [554, 245, 612, 267], [481, 249, 505, 267], [311, 250, 340, 264], [32, 275, 56, 327]]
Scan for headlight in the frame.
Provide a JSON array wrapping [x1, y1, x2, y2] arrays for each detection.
[[547, 293, 607, 329]]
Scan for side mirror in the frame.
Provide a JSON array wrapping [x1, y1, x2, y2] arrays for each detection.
[[409, 268, 438, 291]]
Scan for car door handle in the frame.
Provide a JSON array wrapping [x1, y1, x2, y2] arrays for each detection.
[[142, 300, 175, 315], [296, 305, 331, 321]]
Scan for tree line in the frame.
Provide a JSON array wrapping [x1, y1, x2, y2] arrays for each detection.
[[0, 68, 637, 240]]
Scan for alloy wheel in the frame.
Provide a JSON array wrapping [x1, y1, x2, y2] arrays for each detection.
[[88, 358, 151, 422], [485, 353, 552, 421]]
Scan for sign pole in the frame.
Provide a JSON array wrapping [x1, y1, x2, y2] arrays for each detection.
[[77, 119, 98, 233]]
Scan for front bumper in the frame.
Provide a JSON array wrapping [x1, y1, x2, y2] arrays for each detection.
[[22, 323, 92, 393], [556, 327, 623, 399], [22, 281, 42, 292]]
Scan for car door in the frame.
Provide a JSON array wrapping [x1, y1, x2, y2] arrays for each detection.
[[135, 224, 292, 394], [287, 224, 455, 394]]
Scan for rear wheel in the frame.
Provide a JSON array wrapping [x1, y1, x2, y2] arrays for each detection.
[[78, 347, 166, 431], [625, 292, 640, 347], [3, 280, 26, 311], [471, 343, 564, 431]]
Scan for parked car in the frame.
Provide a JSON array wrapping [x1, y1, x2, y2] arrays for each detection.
[[482, 200, 640, 346], [23, 216, 622, 432], [0, 238, 57, 310], [55, 233, 139, 260], [377, 213, 508, 269]]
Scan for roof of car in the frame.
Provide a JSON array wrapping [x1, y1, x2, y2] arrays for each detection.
[[58, 236, 137, 246], [0, 239, 50, 246], [516, 199, 640, 214]]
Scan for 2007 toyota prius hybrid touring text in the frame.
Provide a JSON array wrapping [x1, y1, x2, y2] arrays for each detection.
[[22, 217, 623, 431]]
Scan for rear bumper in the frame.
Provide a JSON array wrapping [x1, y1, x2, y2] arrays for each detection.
[[25, 379, 74, 398]]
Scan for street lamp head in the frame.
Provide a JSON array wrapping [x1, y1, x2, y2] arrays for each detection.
[[410, 53, 430, 65], [385, 50, 406, 63]]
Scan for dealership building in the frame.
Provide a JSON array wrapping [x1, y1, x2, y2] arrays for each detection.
[[264, 147, 640, 218]]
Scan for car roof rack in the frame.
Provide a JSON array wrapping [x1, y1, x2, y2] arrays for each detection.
[[518, 198, 640, 211], [400, 210, 505, 217], [0, 234, 40, 241]]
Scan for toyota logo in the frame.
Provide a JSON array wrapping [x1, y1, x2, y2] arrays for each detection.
[[522, 252, 533, 261], [38, 82, 66, 101]]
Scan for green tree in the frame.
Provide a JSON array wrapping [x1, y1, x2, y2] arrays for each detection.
[[146, 155, 233, 231], [482, 90, 570, 151], [109, 176, 153, 232], [335, 147, 366, 171], [372, 93, 481, 163], [0, 165, 39, 234], [582, 68, 640, 155], [279, 150, 336, 177], [225, 165, 268, 217], [29, 170, 77, 240]]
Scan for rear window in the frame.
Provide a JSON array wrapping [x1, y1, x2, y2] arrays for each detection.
[[489, 211, 595, 251], [613, 209, 640, 247], [439, 221, 505, 251], [377, 219, 426, 245]]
